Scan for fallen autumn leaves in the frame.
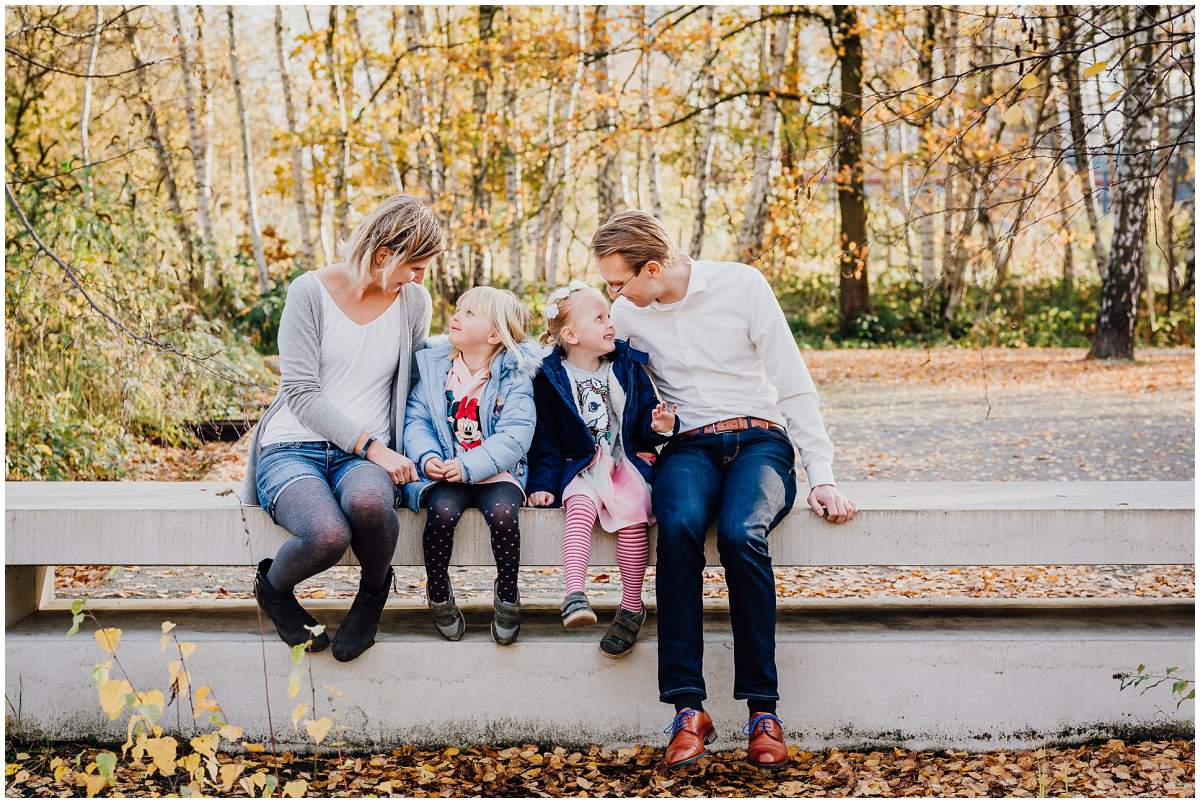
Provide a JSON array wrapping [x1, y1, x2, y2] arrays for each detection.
[[5, 738, 1195, 797]]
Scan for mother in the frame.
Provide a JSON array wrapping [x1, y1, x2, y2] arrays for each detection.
[[242, 195, 444, 661]]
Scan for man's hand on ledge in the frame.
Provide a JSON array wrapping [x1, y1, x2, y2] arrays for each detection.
[[807, 484, 856, 524]]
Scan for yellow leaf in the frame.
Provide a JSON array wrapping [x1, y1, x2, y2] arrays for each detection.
[[194, 686, 220, 714], [1019, 72, 1039, 89], [160, 634, 169, 652], [219, 761, 244, 792], [134, 689, 165, 724], [218, 724, 243, 741], [85, 774, 106, 798], [304, 717, 332, 744], [1083, 60, 1107, 79], [144, 736, 178, 778], [288, 673, 301, 699], [5, 764, 18, 777], [179, 752, 202, 776], [178, 642, 197, 659], [377, 780, 395, 793], [161, 621, 177, 634], [98, 679, 133, 720], [1106, 90, 1122, 103], [54, 764, 69, 783], [94, 628, 122, 655], [283, 779, 309, 798], [291, 703, 308, 728], [444, 746, 460, 757], [1002, 104, 1026, 126], [242, 742, 266, 753], [190, 732, 220, 760]]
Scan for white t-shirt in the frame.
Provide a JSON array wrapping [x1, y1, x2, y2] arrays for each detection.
[[563, 359, 625, 460], [610, 258, 836, 488], [261, 281, 406, 447]]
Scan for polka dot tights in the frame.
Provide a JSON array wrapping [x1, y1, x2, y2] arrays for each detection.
[[422, 481, 523, 604]]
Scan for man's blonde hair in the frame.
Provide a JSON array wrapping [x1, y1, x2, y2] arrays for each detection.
[[342, 195, 446, 287], [590, 210, 677, 275], [455, 285, 530, 362]]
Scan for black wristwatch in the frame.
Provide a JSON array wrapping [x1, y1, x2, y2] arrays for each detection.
[[358, 437, 376, 460]]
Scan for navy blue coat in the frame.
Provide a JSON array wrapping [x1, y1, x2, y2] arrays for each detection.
[[527, 340, 675, 504]]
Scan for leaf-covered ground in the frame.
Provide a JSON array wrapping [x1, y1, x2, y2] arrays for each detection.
[[6, 738, 1195, 797]]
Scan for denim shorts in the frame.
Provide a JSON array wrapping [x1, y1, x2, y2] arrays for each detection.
[[255, 441, 374, 521]]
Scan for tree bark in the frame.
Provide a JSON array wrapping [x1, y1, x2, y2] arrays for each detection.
[[639, 7, 663, 219], [914, 7, 938, 285], [350, 10, 404, 192], [226, 5, 269, 293], [194, 6, 214, 224], [500, 19, 523, 293], [939, 10, 965, 324], [538, 6, 585, 287], [736, 11, 792, 264], [402, 6, 437, 197], [324, 7, 352, 247], [1059, 9, 1108, 278], [80, 5, 101, 208], [469, 5, 499, 289], [591, 6, 626, 222], [172, 5, 217, 284], [125, 25, 198, 289], [1089, 5, 1159, 360], [1155, 101, 1179, 312], [834, 5, 869, 328], [689, 6, 719, 259], [274, 5, 318, 270]]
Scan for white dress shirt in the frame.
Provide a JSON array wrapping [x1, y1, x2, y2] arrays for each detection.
[[611, 258, 836, 489]]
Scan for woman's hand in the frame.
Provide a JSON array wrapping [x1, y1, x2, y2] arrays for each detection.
[[651, 402, 679, 434], [368, 442, 418, 485], [528, 492, 555, 507]]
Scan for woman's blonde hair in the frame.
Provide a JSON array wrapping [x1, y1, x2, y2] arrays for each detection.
[[540, 284, 606, 347], [455, 285, 530, 361], [342, 195, 446, 287]]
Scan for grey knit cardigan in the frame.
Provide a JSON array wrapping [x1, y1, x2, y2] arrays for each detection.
[[240, 271, 433, 506]]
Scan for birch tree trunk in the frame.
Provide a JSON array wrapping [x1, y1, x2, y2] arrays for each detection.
[[940, 10, 966, 324], [1155, 102, 1179, 311], [469, 6, 499, 289], [172, 5, 216, 283], [1089, 5, 1159, 360], [834, 5, 869, 328], [639, 7, 662, 218], [500, 20, 523, 293], [274, 5, 318, 270], [1059, 9, 1108, 278], [194, 6, 214, 224], [226, 6, 269, 293], [350, 11, 404, 192], [80, 5, 101, 208], [735, 11, 791, 264], [591, 6, 626, 222], [688, 7, 720, 259], [402, 6, 437, 197], [324, 6, 352, 246], [914, 7, 938, 285], [125, 26, 198, 290]]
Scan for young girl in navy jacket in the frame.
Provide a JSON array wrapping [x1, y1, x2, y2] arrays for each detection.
[[527, 281, 677, 657]]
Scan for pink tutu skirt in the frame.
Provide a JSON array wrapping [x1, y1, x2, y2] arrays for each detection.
[[562, 446, 653, 532]]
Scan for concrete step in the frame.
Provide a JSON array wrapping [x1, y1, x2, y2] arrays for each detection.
[[8, 603, 1192, 752]]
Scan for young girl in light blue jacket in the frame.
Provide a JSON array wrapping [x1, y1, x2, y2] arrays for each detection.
[[403, 286, 539, 645]]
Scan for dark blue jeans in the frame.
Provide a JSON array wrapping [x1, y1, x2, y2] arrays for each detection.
[[652, 426, 798, 704]]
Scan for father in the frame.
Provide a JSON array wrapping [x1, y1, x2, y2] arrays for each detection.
[[594, 210, 856, 769]]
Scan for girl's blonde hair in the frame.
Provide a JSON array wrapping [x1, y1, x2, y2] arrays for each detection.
[[455, 285, 530, 360], [342, 195, 446, 287], [539, 285, 606, 347]]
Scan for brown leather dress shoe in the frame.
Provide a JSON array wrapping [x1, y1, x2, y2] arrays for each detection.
[[663, 708, 716, 767], [745, 713, 789, 769]]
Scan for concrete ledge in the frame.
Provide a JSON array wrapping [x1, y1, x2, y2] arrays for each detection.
[[6, 481, 1195, 566], [6, 605, 1193, 752]]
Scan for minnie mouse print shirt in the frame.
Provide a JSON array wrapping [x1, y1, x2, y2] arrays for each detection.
[[443, 355, 519, 487]]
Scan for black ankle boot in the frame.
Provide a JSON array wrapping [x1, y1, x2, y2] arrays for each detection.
[[254, 559, 330, 652], [332, 568, 392, 662]]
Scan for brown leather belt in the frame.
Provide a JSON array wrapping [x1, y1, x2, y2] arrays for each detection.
[[678, 416, 786, 438]]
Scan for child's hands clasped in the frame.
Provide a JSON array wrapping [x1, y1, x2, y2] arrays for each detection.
[[423, 456, 465, 483], [651, 402, 679, 434], [527, 492, 556, 507]]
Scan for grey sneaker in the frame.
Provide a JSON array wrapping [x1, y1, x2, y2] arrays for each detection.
[[427, 592, 466, 642], [599, 607, 646, 659], [491, 580, 521, 645], [560, 591, 598, 628]]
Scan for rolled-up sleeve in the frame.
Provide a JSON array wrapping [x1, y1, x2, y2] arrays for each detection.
[[747, 272, 836, 489]]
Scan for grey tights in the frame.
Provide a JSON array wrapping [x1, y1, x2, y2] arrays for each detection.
[[267, 465, 399, 592]]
